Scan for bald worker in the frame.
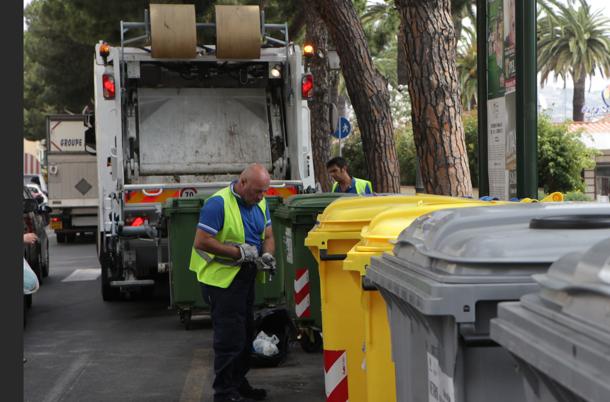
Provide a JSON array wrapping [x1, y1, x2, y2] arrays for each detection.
[[190, 164, 275, 402]]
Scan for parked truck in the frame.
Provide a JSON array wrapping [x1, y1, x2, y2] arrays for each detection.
[[46, 114, 99, 243], [92, 5, 315, 300]]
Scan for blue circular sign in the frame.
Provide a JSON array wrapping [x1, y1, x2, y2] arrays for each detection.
[[332, 117, 351, 139]]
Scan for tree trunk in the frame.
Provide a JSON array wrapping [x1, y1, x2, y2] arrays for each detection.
[[305, 7, 333, 192], [572, 72, 586, 122], [312, 0, 401, 193], [395, 0, 473, 196], [397, 19, 409, 86]]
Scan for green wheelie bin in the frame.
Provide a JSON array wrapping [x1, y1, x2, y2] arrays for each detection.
[[163, 196, 210, 329], [164, 195, 284, 329], [272, 193, 354, 352]]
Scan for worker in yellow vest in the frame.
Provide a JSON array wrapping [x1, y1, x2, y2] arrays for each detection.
[[190, 163, 274, 402], [327, 156, 373, 194]]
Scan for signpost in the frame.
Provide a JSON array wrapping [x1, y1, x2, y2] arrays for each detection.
[[332, 116, 351, 156]]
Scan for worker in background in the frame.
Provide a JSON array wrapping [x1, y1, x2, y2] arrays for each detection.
[[190, 163, 275, 402], [326, 156, 373, 195]]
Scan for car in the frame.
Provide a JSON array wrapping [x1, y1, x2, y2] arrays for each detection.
[[24, 173, 48, 195], [23, 187, 51, 283], [26, 183, 49, 207]]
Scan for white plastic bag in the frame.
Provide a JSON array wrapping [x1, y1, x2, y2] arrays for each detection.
[[24, 258, 39, 295], [252, 330, 279, 356]]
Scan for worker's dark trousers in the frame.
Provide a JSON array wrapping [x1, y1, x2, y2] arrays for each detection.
[[201, 263, 257, 399]]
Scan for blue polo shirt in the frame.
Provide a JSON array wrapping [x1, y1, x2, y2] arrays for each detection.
[[197, 182, 271, 252], [332, 178, 372, 194]]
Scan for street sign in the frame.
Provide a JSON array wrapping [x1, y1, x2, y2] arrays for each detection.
[[332, 117, 351, 139], [179, 187, 198, 197]]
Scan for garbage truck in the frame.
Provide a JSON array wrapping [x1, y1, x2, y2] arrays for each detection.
[[46, 114, 99, 242], [91, 4, 315, 300]]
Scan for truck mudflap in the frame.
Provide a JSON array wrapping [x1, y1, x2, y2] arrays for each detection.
[[123, 181, 302, 204]]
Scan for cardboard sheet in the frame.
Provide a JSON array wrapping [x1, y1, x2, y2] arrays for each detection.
[[215, 5, 261, 60], [150, 4, 197, 59]]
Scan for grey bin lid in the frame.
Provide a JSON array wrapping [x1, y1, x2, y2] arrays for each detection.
[[366, 203, 610, 322], [532, 236, 610, 332], [395, 202, 610, 270], [490, 237, 610, 401]]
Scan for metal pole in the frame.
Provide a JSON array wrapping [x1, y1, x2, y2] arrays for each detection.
[[476, 0, 489, 197], [516, 0, 538, 198]]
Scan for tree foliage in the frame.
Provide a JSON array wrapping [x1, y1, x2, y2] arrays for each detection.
[[537, 113, 597, 192], [538, 0, 610, 121]]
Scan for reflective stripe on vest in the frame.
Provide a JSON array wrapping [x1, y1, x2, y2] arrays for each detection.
[[331, 178, 372, 195], [189, 186, 267, 288]]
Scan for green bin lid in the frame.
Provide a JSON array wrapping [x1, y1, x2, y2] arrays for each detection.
[[162, 197, 206, 216], [264, 195, 283, 209], [274, 193, 354, 221]]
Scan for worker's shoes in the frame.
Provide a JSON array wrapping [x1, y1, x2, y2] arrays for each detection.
[[238, 383, 268, 400]]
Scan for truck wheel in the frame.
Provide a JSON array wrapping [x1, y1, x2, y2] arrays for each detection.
[[56, 233, 66, 243]]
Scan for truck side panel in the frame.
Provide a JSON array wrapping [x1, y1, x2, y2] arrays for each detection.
[[47, 153, 98, 206]]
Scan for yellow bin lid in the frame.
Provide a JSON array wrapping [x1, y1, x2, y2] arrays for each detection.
[[305, 194, 489, 249], [344, 200, 505, 274]]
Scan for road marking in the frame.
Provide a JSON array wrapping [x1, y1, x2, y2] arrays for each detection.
[[62, 269, 101, 282], [42, 354, 90, 402], [179, 348, 213, 402]]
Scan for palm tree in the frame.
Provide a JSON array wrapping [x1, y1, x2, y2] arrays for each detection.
[[457, 23, 478, 110], [538, 0, 610, 121]]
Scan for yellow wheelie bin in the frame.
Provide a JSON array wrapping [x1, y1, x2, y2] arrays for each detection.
[[345, 200, 504, 402], [304, 194, 488, 402]]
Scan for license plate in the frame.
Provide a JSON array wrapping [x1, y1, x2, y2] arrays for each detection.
[[51, 221, 63, 230]]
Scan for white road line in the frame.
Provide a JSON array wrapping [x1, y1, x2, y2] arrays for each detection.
[[179, 348, 213, 402], [62, 269, 101, 282], [42, 354, 90, 402]]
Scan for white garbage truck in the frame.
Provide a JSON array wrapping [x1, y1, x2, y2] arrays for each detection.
[[46, 114, 99, 243], [92, 5, 315, 300]]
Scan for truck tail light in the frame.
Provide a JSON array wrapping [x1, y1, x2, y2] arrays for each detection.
[[125, 216, 145, 227], [103, 74, 115, 99], [301, 73, 314, 100]]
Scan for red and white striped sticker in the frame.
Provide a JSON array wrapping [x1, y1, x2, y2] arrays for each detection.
[[294, 268, 311, 318], [324, 349, 348, 402]]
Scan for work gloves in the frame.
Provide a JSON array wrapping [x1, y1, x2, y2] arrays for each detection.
[[236, 243, 259, 264], [260, 252, 276, 273]]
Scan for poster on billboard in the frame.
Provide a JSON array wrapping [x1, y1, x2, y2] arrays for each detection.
[[486, 0, 517, 200]]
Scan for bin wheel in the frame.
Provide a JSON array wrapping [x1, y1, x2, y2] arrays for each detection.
[[299, 329, 322, 353]]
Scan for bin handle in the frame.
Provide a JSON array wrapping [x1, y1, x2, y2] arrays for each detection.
[[362, 277, 378, 291], [458, 324, 498, 347], [319, 249, 347, 261], [529, 215, 610, 229]]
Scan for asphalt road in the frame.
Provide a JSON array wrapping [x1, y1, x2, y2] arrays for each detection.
[[24, 232, 326, 402]]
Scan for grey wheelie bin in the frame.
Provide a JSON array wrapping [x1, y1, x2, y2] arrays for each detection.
[[491, 233, 610, 402], [365, 203, 610, 402]]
